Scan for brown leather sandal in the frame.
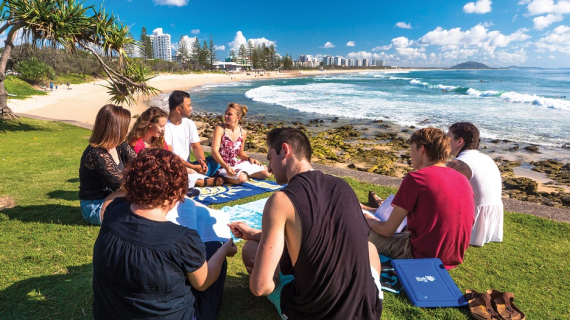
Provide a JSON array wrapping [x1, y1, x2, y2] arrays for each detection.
[[368, 191, 383, 208], [487, 290, 525, 320], [465, 289, 500, 320]]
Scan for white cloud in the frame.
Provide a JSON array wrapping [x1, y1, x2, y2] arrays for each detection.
[[372, 45, 392, 51], [513, 14, 519, 22], [191, 29, 200, 34], [395, 22, 412, 29], [518, 0, 531, 4], [214, 45, 226, 50], [463, 0, 492, 14], [535, 24, 570, 53], [418, 24, 529, 48], [526, 0, 570, 16], [346, 41, 355, 47], [392, 36, 414, 48], [533, 14, 564, 29], [320, 42, 335, 48], [153, 0, 188, 6], [227, 31, 276, 53], [228, 31, 247, 53], [550, 54, 557, 58]]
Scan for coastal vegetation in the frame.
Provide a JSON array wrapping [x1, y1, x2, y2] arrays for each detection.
[[0, 117, 568, 319], [3, 76, 46, 100], [0, 0, 158, 120], [449, 61, 491, 69]]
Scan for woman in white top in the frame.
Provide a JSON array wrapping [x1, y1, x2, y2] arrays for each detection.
[[447, 122, 503, 246]]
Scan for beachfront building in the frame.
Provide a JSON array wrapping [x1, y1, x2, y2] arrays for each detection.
[[375, 59, 385, 67], [149, 28, 172, 61], [333, 56, 342, 66], [362, 58, 369, 67], [322, 55, 333, 66]]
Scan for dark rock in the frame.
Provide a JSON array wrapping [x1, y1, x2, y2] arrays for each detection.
[[292, 121, 301, 125], [508, 145, 519, 151], [420, 119, 430, 124], [561, 143, 570, 149], [401, 129, 410, 133], [319, 120, 324, 123], [490, 139, 501, 143], [332, 119, 339, 123], [503, 177, 538, 195], [373, 120, 383, 123], [410, 126, 416, 129], [524, 145, 540, 153], [560, 195, 570, 206], [347, 163, 356, 169]]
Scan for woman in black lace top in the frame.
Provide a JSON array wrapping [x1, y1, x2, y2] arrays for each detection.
[[79, 104, 135, 225]]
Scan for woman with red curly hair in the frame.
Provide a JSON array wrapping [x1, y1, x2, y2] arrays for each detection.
[[92, 148, 237, 320]]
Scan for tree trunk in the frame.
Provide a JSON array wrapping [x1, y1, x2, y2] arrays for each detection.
[[0, 25, 22, 120]]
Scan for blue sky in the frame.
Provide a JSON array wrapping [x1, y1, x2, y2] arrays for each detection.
[[61, 0, 570, 67]]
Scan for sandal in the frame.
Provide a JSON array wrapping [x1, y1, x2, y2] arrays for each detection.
[[465, 289, 500, 320], [487, 290, 525, 320], [202, 177, 224, 187], [368, 191, 384, 208]]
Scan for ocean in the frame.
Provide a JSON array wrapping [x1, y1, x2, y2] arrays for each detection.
[[178, 68, 570, 149]]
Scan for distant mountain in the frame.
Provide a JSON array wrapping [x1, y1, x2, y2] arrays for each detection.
[[449, 61, 491, 69]]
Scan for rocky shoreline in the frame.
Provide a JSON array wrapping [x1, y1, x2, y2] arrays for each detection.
[[190, 112, 570, 210]]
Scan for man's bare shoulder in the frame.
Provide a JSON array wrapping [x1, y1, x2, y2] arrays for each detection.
[[447, 159, 472, 179]]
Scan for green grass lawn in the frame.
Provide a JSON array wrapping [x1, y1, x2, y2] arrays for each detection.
[[0, 117, 569, 319], [4, 76, 47, 100]]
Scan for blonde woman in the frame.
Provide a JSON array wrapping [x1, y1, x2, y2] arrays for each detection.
[[211, 103, 271, 184]]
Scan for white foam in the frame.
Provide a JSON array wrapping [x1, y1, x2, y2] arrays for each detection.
[[466, 88, 501, 97], [500, 91, 570, 111]]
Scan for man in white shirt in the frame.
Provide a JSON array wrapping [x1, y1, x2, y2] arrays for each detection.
[[165, 90, 222, 186]]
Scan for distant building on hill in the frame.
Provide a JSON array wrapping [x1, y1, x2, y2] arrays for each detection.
[[150, 28, 172, 61]]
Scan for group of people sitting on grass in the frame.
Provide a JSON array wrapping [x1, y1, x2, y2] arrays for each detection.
[[78, 90, 504, 319]]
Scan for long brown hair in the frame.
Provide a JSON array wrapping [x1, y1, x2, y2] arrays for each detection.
[[89, 104, 131, 149], [228, 102, 248, 120], [409, 127, 451, 163], [126, 107, 168, 149]]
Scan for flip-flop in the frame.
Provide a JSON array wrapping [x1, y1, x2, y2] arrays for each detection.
[[465, 289, 500, 320], [487, 290, 525, 320]]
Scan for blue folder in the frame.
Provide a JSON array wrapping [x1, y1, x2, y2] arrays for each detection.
[[391, 258, 468, 308]]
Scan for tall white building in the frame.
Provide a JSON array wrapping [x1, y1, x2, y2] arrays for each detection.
[[150, 28, 172, 61]]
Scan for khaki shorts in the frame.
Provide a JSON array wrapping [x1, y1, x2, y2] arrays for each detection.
[[369, 231, 413, 259]]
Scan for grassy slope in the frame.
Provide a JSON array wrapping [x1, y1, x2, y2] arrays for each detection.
[[0, 117, 568, 319], [4, 76, 47, 100]]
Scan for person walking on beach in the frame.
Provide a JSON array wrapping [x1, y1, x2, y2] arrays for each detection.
[[164, 90, 223, 187], [365, 128, 474, 269], [78, 104, 135, 225], [210, 103, 271, 184], [447, 122, 503, 247], [228, 128, 383, 319]]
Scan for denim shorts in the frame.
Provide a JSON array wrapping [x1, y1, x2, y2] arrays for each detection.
[[267, 267, 383, 318], [80, 199, 104, 225]]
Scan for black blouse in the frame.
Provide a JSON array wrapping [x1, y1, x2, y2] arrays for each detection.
[[92, 198, 206, 319], [78, 141, 136, 200]]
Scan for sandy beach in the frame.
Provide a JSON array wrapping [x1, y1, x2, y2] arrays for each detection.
[[9, 69, 407, 124]]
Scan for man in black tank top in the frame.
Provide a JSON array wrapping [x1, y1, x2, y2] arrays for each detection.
[[229, 128, 383, 319]]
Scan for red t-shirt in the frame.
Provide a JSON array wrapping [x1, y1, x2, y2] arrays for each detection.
[[392, 165, 474, 269], [133, 138, 168, 154]]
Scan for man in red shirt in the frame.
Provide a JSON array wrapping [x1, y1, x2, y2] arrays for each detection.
[[365, 127, 474, 269]]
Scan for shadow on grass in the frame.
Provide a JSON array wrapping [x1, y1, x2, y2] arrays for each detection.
[[218, 272, 280, 320], [67, 178, 79, 183], [0, 119, 42, 134], [0, 263, 93, 319], [1, 204, 88, 226], [47, 190, 79, 201]]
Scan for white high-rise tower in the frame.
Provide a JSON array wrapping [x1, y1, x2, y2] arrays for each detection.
[[150, 28, 172, 61]]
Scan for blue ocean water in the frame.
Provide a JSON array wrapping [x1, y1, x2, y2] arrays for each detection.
[[187, 68, 570, 148]]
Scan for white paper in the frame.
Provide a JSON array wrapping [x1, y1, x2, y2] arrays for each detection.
[[166, 197, 231, 242], [371, 194, 407, 233]]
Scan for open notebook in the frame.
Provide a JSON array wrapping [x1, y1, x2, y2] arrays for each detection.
[[366, 194, 407, 233]]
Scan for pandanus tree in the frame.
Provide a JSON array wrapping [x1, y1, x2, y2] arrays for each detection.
[[0, 0, 158, 120]]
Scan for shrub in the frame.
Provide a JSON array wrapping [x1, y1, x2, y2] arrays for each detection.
[[15, 57, 56, 83]]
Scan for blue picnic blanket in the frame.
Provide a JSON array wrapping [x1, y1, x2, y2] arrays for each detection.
[[193, 179, 284, 205]]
